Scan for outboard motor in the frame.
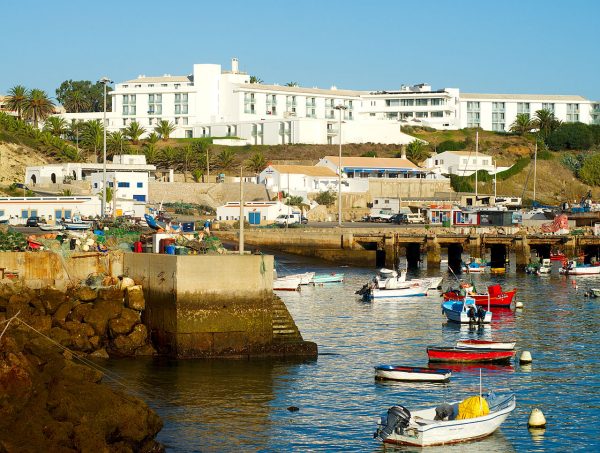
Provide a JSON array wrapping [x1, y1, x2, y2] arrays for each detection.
[[374, 405, 411, 441], [467, 306, 477, 323], [477, 306, 487, 323], [355, 284, 369, 295]]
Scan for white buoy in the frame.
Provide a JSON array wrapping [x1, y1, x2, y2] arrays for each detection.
[[528, 408, 546, 428], [515, 301, 524, 308], [520, 351, 533, 364]]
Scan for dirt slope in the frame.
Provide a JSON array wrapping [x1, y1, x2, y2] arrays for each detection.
[[0, 142, 49, 186]]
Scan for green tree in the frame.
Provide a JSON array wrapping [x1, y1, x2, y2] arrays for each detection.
[[285, 81, 299, 87], [124, 121, 145, 144], [315, 190, 336, 206], [578, 153, 600, 186], [286, 195, 304, 206], [143, 142, 159, 164], [81, 120, 104, 161], [404, 140, 429, 164], [5, 85, 28, 120], [24, 89, 55, 127], [533, 109, 561, 138], [63, 90, 91, 113], [192, 168, 204, 182], [215, 148, 236, 171], [361, 151, 377, 157], [249, 75, 263, 84], [146, 131, 160, 144], [68, 120, 85, 157], [56, 80, 111, 112], [43, 116, 68, 137], [245, 151, 267, 173], [154, 120, 176, 141], [160, 146, 179, 168], [546, 122, 594, 151], [107, 130, 128, 157], [179, 145, 197, 181], [509, 113, 533, 135]]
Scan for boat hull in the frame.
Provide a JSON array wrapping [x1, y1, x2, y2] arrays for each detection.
[[375, 366, 451, 382], [560, 266, 600, 275], [456, 340, 516, 350], [369, 285, 428, 299], [311, 273, 344, 284], [273, 277, 301, 291], [443, 289, 516, 308], [427, 347, 515, 363]]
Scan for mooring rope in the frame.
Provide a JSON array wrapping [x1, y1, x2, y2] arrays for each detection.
[[0, 310, 21, 341]]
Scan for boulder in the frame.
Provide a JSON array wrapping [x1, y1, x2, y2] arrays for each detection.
[[98, 286, 124, 302], [29, 297, 46, 316], [64, 321, 95, 338], [49, 327, 72, 347], [84, 300, 123, 336], [125, 286, 145, 311], [6, 294, 32, 318], [112, 335, 136, 356], [128, 324, 148, 349], [53, 300, 80, 327], [71, 335, 93, 352], [108, 308, 140, 337], [68, 303, 93, 322], [120, 277, 135, 290], [134, 344, 157, 357], [75, 286, 98, 302], [89, 335, 101, 349], [41, 289, 67, 314], [89, 348, 109, 359]]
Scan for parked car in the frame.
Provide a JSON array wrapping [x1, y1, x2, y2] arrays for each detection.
[[300, 216, 308, 224], [405, 213, 426, 224], [275, 214, 299, 226], [389, 213, 407, 224], [26, 216, 40, 227]]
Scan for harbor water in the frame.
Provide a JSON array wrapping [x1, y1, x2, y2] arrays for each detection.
[[103, 254, 600, 452]]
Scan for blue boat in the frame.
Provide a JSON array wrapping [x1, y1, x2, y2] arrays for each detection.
[[311, 273, 345, 284]]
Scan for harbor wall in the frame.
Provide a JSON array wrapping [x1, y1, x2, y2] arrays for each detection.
[[123, 253, 284, 358]]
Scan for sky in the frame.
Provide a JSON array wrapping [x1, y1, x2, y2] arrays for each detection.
[[1, 0, 599, 100]]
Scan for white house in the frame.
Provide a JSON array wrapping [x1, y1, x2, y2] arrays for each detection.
[[0, 196, 101, 223], [25, 154, 155, 202], [216, 201, 293, 224], [317, 155, 437, 179], [259, 164, 339, 196], [423, 151, 510, 176]]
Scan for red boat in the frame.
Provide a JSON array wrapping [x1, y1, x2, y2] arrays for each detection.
[[550, 250, 566, 261], [443, 284, 516, 308], [427, 347, 516, 363]]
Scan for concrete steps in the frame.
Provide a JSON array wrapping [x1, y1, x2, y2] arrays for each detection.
[[272, 296, 303, 343]]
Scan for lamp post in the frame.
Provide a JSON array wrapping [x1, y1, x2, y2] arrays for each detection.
[[334, 104, 347, 227], [98, 77, 112, 219]]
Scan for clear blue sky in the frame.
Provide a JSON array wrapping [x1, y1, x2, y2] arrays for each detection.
[[2, 0, 598, 100]]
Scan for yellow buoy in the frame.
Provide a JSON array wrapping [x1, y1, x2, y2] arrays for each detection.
[[520, 351, 533, 364], [528, 408, 546, 428]]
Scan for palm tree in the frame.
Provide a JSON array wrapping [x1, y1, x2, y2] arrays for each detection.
[[124, 121, 145, 144], [43, 116, 68, 137], [215, 148, 236, 171], [154, 120, 176, 141], [285, 82, 299, 87], [24, 89, 55, 127], [68, 120, 85, 156], [404, 140, 429, 164], [510, 113, 534, 135], [245, 151, 267, 174], [64, 90, 91, 113], [249, 75, 263, 84], [5, 85, 28, 120], [82, 120, 104, 162], [533, 109, 561, 138], [107, 130, 128, 157], [146, 131, 160, 145], [160, 146, 179, 169], [179, 145, 197, 181], [143, 142, 159, 164]]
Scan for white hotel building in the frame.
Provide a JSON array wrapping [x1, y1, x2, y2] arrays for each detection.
[[60, 58, 600, 145]]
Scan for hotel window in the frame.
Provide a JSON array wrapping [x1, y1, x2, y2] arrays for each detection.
[[118, 182, 130, 188], [492, 102, 505, 131], [430, 98, 445, 106], [567, 103, 579, 122], [517, 102, 530, 117], [244, 92, 256, 114], [266, 94, 277, 115], [122, 94, 136, 115], [415, 112, 428, 118], [400, 99, 414, 106], [431, 111, 444, 118], [148, 84, 154, 87], [185, 130, 193, 138], [174, 93, 188, 115], [344, 100, 353, 110], [182, 117, 188, 125], [161, 83, 168, 87], [415, 99, 428, 106], [306, 97, 316, 108], [122, 85, 128, 88], [385, 112, 398, 119], [148, 94, 162, 115], [137, 182, 143, 188], [286, 95, 297, 113], [134, 84, 141, 88], [174, 83, 180, 89], [542, 103, 555, 112], [467, 102, 480, 128], [174, 117, 179, 125], [148, 118, 153, 125]]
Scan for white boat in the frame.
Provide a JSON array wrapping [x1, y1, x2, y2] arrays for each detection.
[[311, 273, 344, 284], [559, 260, 600, 275], [369, 281, 429, 299], [61, 220, 93, 231], [538, 258, 551, 274], [279, 272, 315, 285], [377, 269, 441, 290], [273, 277, 301, 291], [375, 393, 516, 447], [456, 340, 516, 350], [38, 223, 65, 231], [374, 365, 451, 382], [441, 297, 492, 324]]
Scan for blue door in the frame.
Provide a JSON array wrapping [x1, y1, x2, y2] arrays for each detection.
[[249, 212, 260, 225]]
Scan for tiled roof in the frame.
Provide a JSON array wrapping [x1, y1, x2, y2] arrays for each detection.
[[322, 156, 418, 169], [235, 83, 364, 97], [270, 165, 337, 177], [122, 76, 191, 84], [461, 93, 589, 102]]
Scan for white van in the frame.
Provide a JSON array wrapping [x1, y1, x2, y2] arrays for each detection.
[[405, 213, 426, 224]]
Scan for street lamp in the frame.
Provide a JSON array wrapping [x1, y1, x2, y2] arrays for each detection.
[[98, 76, 112, 219], [334, 104, 347, 227]]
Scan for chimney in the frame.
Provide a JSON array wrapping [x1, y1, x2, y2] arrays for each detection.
[[401, 145, 407, 160], [231, 57, 239, 73]]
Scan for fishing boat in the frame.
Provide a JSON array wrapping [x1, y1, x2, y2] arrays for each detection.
[[38, 223, 65, 231], [61, 220, 93, 230], [375, 268, 441, 290], [374, 392, 516, 446], [311, 273, 344, 284], [550, 250, 566, 261], [278, 272, 314, 285], [560, 259, 600, 275], [456, 339, 516, 350], [366, 281, 429, 300], [538, 258, 552, 274], [273, 277, 302, 291], [490, 267, 506, 275], [441, 297, 492, 324], [374, 365, 451, 382], [461, 259, 487, 273], [427, 347, 515, 363], [443, 284, 516, 308]]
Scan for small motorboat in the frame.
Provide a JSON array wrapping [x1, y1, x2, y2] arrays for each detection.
[[441, 297, 492, 324], [374, 365, 451, 382], [456, 339, 516, 350], [278, 272, 314, 285], [427, 347, 516, 363], [375, 269, 441, 290], [550, 250, 566, 261], [374, 392, 516, 446], [38, 223, 65, 231], [61, 220, 93, 230], [461, 259, 487, 273], [359, 281, 429, 300], [273, 277, 302, 291], [538, 258, 552, 274], [443, 284, 516, 308], [560, 260, 600, 275], [490, 267, 506, 275], [311, 273, 344, 284]]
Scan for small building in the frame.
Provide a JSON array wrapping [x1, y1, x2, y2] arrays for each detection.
[[216, 201, 293, 224], [259, 164, 339, 196], [423, 151, 510, 176], [0, 196, 102, 223], [478, 209, 521, 226], [317, 155, 432, 179]]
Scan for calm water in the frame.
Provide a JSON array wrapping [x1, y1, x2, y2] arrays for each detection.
[[103, 255, 600, 452]]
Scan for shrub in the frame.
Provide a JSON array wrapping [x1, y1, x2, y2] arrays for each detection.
[[436, 140, 467, 153], [315, 190, 337, 206], [496, 157, 530, 181], [546, 122, 594, 150], [578, 153, 600, 186], [361, 151, 377, 157], [561, 153, 583, 174], [449, 174, 473, 192]]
